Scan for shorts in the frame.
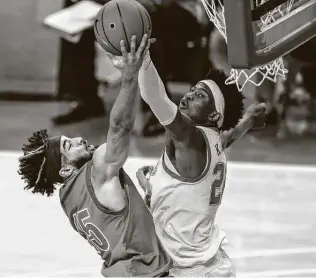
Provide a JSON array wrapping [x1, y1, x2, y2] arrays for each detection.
[[203, 248, 236, 277], [169, 247, 236, 278]]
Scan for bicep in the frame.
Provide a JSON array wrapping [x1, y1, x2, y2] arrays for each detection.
[[219, 131, 231, 150]]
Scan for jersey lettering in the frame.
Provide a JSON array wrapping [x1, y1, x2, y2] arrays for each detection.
[[73, 208, 110, 254], [215, 143, 221, 156], [209, 162, 226, 206]]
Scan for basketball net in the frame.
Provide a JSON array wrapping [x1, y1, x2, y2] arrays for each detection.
[[200, 0, 296, 91]]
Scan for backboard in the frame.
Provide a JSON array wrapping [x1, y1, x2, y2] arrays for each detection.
[[223, 0, 316, 69]]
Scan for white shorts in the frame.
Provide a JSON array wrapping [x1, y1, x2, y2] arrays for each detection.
[[203, 248, 236, 277], [169, 248, 236, 278]]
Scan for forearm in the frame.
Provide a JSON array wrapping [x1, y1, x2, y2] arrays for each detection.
[[139, 55, 178, 125], [109, 73, 139, 130], [222, 114, 253, 149]]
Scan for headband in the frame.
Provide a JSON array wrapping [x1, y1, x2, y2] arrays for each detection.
[[199, 79, 225, 128], [44, 136, 62, 185]]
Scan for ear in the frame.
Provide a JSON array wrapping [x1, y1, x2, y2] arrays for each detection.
[[59, 165, 76, 179], [207, 111, 222, 125]]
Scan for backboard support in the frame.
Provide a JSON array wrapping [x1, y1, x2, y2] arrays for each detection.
[[224, 0, 316, 69]]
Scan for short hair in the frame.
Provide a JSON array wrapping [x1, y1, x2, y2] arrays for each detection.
[[18, 129, 56, 197], [205, 68, 245, 131]]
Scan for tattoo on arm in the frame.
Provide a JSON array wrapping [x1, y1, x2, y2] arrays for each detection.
[[105, 76, 139, 175], [93, 76, 139, 182]]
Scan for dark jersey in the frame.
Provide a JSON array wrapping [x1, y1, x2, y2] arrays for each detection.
[[59, 160, 172, 277]]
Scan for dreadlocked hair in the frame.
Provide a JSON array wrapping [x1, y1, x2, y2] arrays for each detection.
[[18, 129, 55, 197], [205, 68, 245, 132]]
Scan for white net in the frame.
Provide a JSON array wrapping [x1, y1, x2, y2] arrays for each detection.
[[200, 0, 297, 91], [256, 0, 295, 28]]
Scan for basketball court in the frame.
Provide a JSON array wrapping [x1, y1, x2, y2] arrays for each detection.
[[1, 151, 316, 277]]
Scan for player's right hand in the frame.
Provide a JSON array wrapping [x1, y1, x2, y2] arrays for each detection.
[[105, 34, 155, 79], [246, 103, 267, 129]]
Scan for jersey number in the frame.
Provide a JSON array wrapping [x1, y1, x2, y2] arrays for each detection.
[[209, 162, 226, 206], [73, 208, 110, 254]]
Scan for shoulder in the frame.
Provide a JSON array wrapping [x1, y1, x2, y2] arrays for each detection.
[[196, 126, 226, 155], [90, 165, 127, 212], [196, 126, 221, 144], [59, 161, 91, 207]]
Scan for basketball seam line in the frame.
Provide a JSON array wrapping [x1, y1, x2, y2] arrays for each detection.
[[131, 1, 145, 40], [99, 7, 121, 54], [144, 8, 152, 35], [116, 0, 131, 52], [95, 20, 121, 54]]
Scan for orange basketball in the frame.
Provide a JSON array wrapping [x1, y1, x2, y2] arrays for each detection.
[[94, 0, 152, 55]]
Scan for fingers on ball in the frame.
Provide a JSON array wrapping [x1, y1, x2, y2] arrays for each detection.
[[140, 34, 148, 50], [120, 40, 128, 56], [130, 35, 137, 54]]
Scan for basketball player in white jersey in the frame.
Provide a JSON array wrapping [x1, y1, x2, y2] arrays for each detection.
[[136, 53, 267, 277]]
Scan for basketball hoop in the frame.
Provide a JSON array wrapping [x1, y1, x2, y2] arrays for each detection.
[[200, 0, 299, 91]]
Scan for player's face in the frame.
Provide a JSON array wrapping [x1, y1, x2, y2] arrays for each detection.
[[179, 83, 215, 123], [60, 136, 94, 163]]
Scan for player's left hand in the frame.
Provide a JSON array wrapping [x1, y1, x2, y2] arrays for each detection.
[[105, 34, 156, 78], [136, 166, 154, 194], [245, 103, 267, 129]]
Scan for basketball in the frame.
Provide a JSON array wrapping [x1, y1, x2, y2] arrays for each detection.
[[94, 0, 152, 56]]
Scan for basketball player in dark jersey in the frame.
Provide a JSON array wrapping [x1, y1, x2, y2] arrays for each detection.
[[18, 34, 172, 277]]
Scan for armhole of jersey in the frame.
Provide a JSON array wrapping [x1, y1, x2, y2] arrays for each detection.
[[59, 167, 83, 206], [161, 129, 212, 183], [218, 132, 226, 151], [86, 161, 127, 216], [60, 198, 68, 215]]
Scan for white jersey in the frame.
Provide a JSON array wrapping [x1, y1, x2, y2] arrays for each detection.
[[149, 126, 227, 275]]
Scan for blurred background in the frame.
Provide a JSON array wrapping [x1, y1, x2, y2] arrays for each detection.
[[0, 0, 316, 164]]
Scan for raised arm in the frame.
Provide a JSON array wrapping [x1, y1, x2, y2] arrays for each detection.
[[92, 35, 152, 184], [220, 103, 267, 149], [138, 54, 201, 145]]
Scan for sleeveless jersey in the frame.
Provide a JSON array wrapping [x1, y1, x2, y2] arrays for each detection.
[[149, 126, 227, 275], [59, 160, 172, 277]]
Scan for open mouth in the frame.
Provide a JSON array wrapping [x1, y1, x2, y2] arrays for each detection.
[[180, 99, 188, 109]]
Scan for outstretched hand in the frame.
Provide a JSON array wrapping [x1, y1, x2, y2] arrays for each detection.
[[246, 103, 267, 129], [105, 34, 155, 79]]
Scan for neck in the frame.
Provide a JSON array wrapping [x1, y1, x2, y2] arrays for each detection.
[[66, 161, 78, 170], [193, 119, 217, 129], [67, 157, 90, 170], [197, 123, 219, 131], [60, 163, 78, 181]]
